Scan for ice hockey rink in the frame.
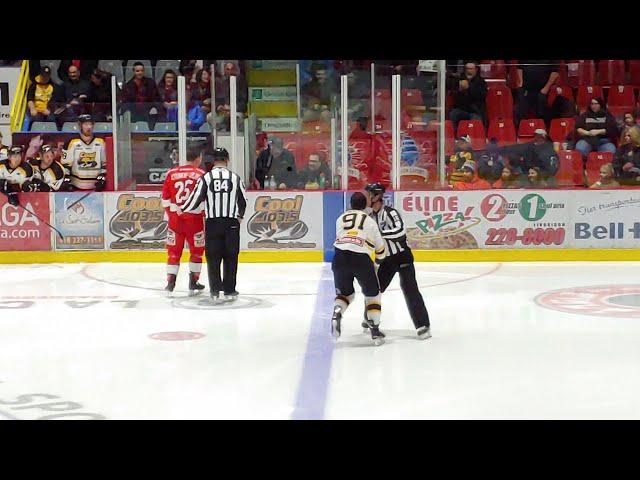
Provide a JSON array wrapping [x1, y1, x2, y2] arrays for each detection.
[[2, 260, 640, 420]]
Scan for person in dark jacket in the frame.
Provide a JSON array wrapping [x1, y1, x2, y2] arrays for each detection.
[[58, 60, 98, 82], [447, 62, 487, 130], [88, 68, 113, 121], [515, 60, 559, 128], [252, 136, 298, 189], [157, 69, 178, 123], [613, 125, 640, 185], [296, 152, 332, 189], [522, 128, 559, 182], [574, 97, 618, 158], [477, 142, 505, 183], [122, 62, 160, 124], [54, 64, 91, 126]]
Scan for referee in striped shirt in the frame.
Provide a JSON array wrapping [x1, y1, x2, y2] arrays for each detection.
[[181, 147, 247, 302], [363, 183, 431, 339]]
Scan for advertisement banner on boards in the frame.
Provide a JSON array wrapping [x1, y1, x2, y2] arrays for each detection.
[[0, 192, 52, 251], [53, 192, 104, 250], [571, 190, 640, 248], [396, 190, 570, 250], [104, 192, 167, 250], [241, 191, 323, 250], [0, 66, 21, 127]]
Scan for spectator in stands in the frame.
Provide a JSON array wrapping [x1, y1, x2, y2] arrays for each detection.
[[613, 125, 640, 185], [186, 99, 206, 131], [521, 129, 559, 184], [301, 61, 336, 122], [88, 69, 113, 121], [446, 135, 474, 171], [58, 60, 98, 82], [0, 132, 8, 161], [574, 97, 618, 158], [515, 60, 559, 127], [451, 162, 491, 190], [214, 62, 248, 131], [526, 167, 547, 188], [27, 66, 57, 125], [620, 112, 638, 137], [122, 62, 160, 125], [590, 163, 619, 189], [447, 62, 487, 130], [252, 136, 297, 190], [194, 68, 213, 120], [492, 165, 521, 189], [296, 152, 332, 189], [157, 69, 178, 123], [54, 64, 91, 126], [477, 142, 505, 183]]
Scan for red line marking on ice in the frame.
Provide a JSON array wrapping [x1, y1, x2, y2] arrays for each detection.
[[149, 332, 206, 341]]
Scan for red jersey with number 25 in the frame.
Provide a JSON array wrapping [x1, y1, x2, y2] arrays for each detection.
[[161, 165, 206, 219]]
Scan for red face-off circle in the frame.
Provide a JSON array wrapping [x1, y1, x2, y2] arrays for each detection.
[[536, 285, 640, 318], [149, 332, 206, 341]]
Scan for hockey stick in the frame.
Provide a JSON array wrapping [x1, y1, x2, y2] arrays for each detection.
[[65, 190, 93, 211], [0, 190, 64, 240]]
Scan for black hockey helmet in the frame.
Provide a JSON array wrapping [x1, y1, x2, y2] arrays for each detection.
[[77, 114, 94, 124], [365, 182, 386, 196], [8, 145, 23, 156], [212, 147, 229, 161]]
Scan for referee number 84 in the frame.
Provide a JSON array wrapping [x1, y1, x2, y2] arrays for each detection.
[[211, 179, 230, 192]]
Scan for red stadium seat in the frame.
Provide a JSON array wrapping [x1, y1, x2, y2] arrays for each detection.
[[559, 60, 596, 88], [401, 89, 423, 106], [480, 60, 507, 80], [598, 60, 626, 86], [517, 118, 546, 142], [576, 85, 603, 113], [606, 85, 635, 115], [629, 60, 640, 87], [556, 150, 584, 186], [486, 84, 513, 120], [549, 118, 575, 143], [487, 119, 516, 146], [547, 85, 574, 107], [457, 120, 486, 150], [586, 152, 614, 185]]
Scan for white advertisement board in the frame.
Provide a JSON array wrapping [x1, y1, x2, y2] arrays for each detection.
[[396, 190, 570, 250], [571, 190, 640, 248], [0, 66, 20, 126], [241, 191, 323, 251]]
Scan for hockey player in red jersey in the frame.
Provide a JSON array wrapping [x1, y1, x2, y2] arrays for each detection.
[[161, 145, 207, 296]]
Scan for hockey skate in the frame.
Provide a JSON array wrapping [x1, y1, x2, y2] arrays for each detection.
[[210, 291, 221, 304], [188, 273, 205, 297], [416, 326, 432, 340], [165, 275, 176, 297], [361, 317, 386, 338], [369, 322, 385, 347], [222, 291, 239, 303], [331, 307, 342, 339]]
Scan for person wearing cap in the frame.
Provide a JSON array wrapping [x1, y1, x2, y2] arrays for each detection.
[[26, 66, 58, 125], [521, 128, 559, 184], [363, 182, 432, 340], [448, 61, 487, 131], [61, 114, 107, 190], [451, 161, 492, 190], [446, 134, 475, 171], [0, 146, 34, 206], [252, 136, 298, 190], [181, 147, 247, 303], [25, 144, 69, 192], [574, 97, 618, 158]]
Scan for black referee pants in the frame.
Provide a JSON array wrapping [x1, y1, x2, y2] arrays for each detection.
[[205, 218, 240, 294], [377, 249, 430, 329]]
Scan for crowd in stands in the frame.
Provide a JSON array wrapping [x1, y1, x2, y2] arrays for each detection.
[[444, 60, 640, 190], [25, 60, 248, 132]]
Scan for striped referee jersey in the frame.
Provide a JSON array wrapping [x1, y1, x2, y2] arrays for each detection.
[[370, 205, 407, 256], [182, 166, 247, 219]]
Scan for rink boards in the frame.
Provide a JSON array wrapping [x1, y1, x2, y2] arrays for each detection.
[[0, 189, 639, 262]]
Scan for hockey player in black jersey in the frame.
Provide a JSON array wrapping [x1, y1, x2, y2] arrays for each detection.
[[363, 183, 431, 340], [0, 146, 34, 206], [25, 144, 71, 192]]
